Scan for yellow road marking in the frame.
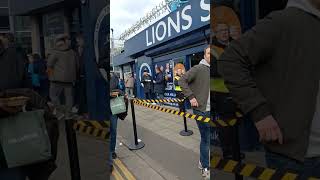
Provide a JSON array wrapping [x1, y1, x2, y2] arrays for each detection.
[[112, 166, 124, 180], [114, 159, 136, 180]]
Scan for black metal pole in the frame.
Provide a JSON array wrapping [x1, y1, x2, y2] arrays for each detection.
[[65, 119, 81, 180], [128, 99, 145, 150], [180, 99, 193, 136], [131, 100, 138, 145]]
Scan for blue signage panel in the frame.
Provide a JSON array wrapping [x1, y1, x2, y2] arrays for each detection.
[[81, 0, 108, 120], [125, 0, 210, 56]]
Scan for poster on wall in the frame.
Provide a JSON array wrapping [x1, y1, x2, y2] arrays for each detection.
[[153, 57, 185, 106]]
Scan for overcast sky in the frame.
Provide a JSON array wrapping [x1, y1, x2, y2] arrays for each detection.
[[110, 0, 165, 41]]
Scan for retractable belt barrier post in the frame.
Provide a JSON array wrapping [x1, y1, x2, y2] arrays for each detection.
[[65, 118, 81, 180], [128, 99, 145, 150], [179, 99, 193, 136]]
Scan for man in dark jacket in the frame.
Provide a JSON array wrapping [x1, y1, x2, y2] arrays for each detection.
[[218, 0, 320, 178], [141, 69, 153, 99], [179, 45, 210, 179], [0, 35, 58, 180], [153, 67, 165, 100]]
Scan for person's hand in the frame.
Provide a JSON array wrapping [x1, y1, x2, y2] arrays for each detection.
[[47, 68, 53, 76], [255, 115, 283, 144], [153, 80, 156, 83], [111, 92, 119, 97], [141, 83, 144, 87], [190, 98, 199, 107]]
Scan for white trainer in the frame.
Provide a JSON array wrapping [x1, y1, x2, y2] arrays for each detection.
[[198, 160, 203, 170], [201, 168, 210, 179]]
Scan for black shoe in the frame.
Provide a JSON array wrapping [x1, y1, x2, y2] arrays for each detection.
[[112, 152, 118, 159]]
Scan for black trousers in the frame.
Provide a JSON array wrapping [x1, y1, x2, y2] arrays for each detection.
[[213, 92, 239, 158], [176, 91, 184, 111]]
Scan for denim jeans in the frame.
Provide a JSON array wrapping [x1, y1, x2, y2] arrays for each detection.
[[0, 168, 26, 180], [109, 114, 118, 166], [265, 151, 320, 179], [238, 116, 261, 152], [194, 110, 211, 168]]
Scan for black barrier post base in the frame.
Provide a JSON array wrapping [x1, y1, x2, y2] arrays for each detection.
[[179, 100, 193, 136], [65, 119, 81, 180], [129, 99, 145, 150], [179, 117, 193, 136], [128, 142, 145, 150], [179, 130, 193, 136]]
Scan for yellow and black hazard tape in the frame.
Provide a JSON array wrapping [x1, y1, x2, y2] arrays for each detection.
[[73, 123, 110, 140], [74, 120, 110, 129], [133, 100, 238, 127], [211, 156, 320, 180], [134, 98, 184, 104]]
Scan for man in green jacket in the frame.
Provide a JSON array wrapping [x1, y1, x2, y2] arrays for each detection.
[[179, 45, 210, 179], [218, 0, 320, 178]]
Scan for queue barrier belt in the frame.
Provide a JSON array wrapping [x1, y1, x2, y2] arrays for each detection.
[[73, 122, 110, 140], [74, 120, 110, 129], [133, 99, 239, 127], [211, 156, 320, 180], [134, 98, 185, 103]]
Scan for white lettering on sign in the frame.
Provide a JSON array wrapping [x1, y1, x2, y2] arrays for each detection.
[[145, 1, 210, 47], [156, 21, 167, 41], [146, 30, 152, 46], [168, 11, 180, 37], [200, 0, 210, 22], [152, 26, 155, 44], [181, 5, 192, 31]]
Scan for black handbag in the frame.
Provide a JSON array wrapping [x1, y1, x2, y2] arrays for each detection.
[[117, 96, 128, 120]]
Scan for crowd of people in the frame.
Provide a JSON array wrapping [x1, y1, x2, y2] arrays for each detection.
[[26, 34, 88, 116], [0, 32, 87, 179]]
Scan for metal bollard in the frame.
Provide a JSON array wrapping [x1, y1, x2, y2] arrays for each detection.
[[65, 118, 81, 180], [179, 99, 193, 136], [128, 99, 145, 150]]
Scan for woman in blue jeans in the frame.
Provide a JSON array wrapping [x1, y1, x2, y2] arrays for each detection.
[[109, 72, 121, 172]]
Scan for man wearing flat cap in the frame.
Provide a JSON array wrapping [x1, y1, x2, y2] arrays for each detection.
[[47, 34, 79, 112]]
